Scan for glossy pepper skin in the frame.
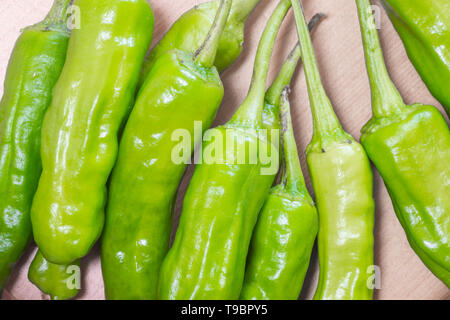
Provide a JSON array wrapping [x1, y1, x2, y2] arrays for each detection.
[[139, 0, 261, 87], [28, 251, 80, 300], [292, 0, 375, 300], [381, 0, 450, 117], [0, 0, 71, 290], [357, 0, 450, 287], [30, 0, 154, 265], [240, 89, 318, 300], [158, 0, 291, 300], [101, 0, 232, 300]]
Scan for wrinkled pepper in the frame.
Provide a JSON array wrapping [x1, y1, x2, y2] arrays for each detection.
[[381, 0, 450, 117], [139, 0, 261, 87], [29, 251, 80, 299], [101, 0, 232, 300], [158, 0, 291, 300], [28, 250, 80, 300], [30, 0, 154, 265], [240, 88, 319, 300], [292, 0, 375, 300], [0, 0, 72, 290], [356, 0, 450, 287]]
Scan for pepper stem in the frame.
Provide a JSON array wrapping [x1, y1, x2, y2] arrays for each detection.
[[32, 0, 73, 33], [279, 87, 309, 196], [230, 0, 261, 22], [265, 13, 325, 106], [45, 0, 73, 26], [229, 0, 291, 128], [195, 0, 233, 68], [356, 0, 405, 117], [291, 0, 342, 142]]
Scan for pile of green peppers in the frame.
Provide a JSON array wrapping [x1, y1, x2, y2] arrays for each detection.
[[0, 0, 448, 301]]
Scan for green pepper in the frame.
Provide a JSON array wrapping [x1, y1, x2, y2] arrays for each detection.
[[292, 0, 375, 300], [240, 14, 323, 300], [158, 0, 291, 300], [0, 0, 72, 290], [356, 0, 450, 287], [240, 88, 319, 300], [101, 0, 233, 300], [28, 250, 80, 300], [381, 0, 450, 117], [30, 0, 154, 265], [139, 0, 261, 87]]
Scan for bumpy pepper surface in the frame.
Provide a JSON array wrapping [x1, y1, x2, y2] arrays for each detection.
[[381, 0, 450, 117], [292, 0, 375, 300], [30, 0, 155, 265], [0, 0, 72, 290], [101, 0, 232, 300], [158, 0, 292, 300], [139, 0, 261, 87], [240, 88, 318, 300], [28, 250, 80, 300], [357, 0, 450, 287]]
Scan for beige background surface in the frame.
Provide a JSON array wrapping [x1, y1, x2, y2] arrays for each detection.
[[1, 0, 449, 300]]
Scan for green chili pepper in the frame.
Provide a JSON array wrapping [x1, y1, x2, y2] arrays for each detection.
[[356, 0, 450, 287], [240, 14, 323, 300], [158, 0, 291, 300], [292, 0, 375, 300], [28, 250, 80, 300], [240, 88, 319, 300], [381, 0, 450, 117], [101, 0, 233, 300], [30, 0, 154, 265], [0, 0, 72, 290], [139, 0, 261, 87]]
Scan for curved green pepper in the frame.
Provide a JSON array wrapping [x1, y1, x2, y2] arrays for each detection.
[[158, 0, 291, 300], [139, 0, 261, 87], [30, 0, 154, 265], [292, 0, 375, 300], [356, 0, 450, 287], [381, 0, 450, 117], [28, 250, 80, 300], [101, 0, 233, 300], [0, 0, 72, 290], [240, 88, 318, 300]]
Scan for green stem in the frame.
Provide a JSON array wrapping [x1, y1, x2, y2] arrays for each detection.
[[356, 0, 405, 117], [229, 0, 291, 127], [265, 12, 325, 106], [195, 0, 233, 68], [45, 0, 73, 26], [291, 0, 342, 140], [230, 0, 261, 22], [279, 87, 308, 196]]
